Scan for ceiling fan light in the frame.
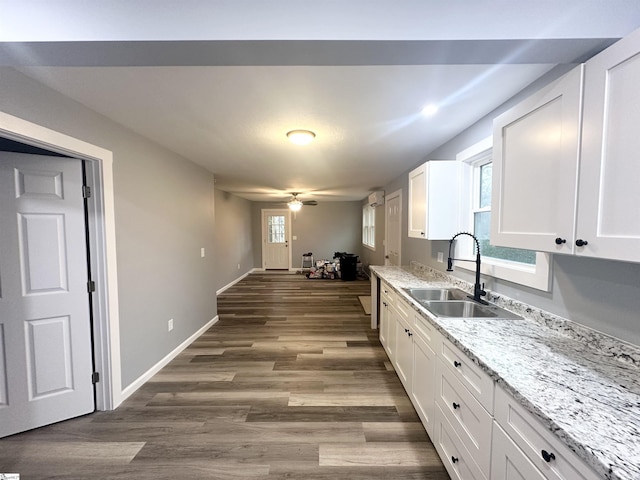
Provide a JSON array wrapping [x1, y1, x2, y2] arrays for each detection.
[[287, 130, 316, 145], [288, 199, 303, 211]]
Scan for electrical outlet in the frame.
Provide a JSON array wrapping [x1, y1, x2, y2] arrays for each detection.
[[168, 318, 174, 331], [437, 252, 444, 263]]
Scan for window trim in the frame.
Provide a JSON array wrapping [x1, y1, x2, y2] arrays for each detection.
[[456, 137, 552, 291], [362, 203, 376, 250]]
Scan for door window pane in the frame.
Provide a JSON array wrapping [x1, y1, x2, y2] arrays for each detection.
[[268, 215, 285, 243]]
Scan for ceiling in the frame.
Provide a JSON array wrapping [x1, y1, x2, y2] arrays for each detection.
[[2, 1, 640, 203]]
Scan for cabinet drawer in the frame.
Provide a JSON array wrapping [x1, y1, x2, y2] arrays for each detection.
[[394, 296, 411, 323], [494, 387, 599, 480], [438, 336, 495, 413], [381, 282, 396, 306], [413, 312, 439, 350], [434, 403, 487, 480], [436, 357, 493, 476], [491, 422, 547, 480]]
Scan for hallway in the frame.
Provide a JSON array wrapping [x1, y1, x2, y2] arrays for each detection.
[[0, 273, 449, 479]]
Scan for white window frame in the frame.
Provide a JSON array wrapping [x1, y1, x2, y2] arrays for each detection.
[[456, 137, 552, 291], [362, 203, 376, 250]]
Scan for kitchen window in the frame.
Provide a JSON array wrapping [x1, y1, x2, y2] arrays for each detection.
[[457, 137, 552, 291], [362, 204, 376, 249]]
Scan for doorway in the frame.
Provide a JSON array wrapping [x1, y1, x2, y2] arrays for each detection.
[[385, 189, 402, 266], [0, 111, 121, 418], [261, 209, 291, 270]]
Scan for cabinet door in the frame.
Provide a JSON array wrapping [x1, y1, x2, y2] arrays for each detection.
[[411, 330, 436, 438], [408, 161, 464, 240], [379, 297, 389, 351], [491, 423, 546, 480], [394, 313, 413, 390], [408, 163, 427, 238], [386, 306, 397, 363], [578, 28, 640, 262], [491, 65, 583, 253]]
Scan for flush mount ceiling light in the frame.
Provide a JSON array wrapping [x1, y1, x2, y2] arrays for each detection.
[[421, 104, 439, 116], [287, 130, 316, 145]]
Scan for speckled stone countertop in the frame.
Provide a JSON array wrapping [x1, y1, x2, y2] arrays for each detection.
[[370, 264, 640, 480]]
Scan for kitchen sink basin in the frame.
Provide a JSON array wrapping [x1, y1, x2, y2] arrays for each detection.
[[422, 300, 523, 320], [405, 287, 468, 302]]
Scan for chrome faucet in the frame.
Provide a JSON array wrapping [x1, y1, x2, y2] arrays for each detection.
[[447, 232, 488, 305]]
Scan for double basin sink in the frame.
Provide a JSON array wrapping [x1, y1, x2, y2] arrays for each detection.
[[404, 287, 522, 320]]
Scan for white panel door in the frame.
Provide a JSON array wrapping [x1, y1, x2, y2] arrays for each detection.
[[0, 152, 94, 438], [385, 190, 401, 266], [491, 65, 583, 253], [578, 29, 640, 261], [262, 209, 290, 269], [408, 164, 427, 238]]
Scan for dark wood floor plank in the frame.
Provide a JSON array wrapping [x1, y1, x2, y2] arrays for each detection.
[[0, 273, 449, 479]]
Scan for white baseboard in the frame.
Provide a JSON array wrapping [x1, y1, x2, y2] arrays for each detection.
[[119, 315, 219, 404], [216, 270, 253, 295]]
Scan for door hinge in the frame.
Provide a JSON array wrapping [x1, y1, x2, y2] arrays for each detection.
[[91, 372, 100, 384], [82, 185, 92, 198], [87, 280, 96, 292]]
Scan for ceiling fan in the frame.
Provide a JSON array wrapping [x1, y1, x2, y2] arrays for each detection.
[[286, 193, 318, 211]]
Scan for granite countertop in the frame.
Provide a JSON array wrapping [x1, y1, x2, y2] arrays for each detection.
[[370, 265, 640, 480]]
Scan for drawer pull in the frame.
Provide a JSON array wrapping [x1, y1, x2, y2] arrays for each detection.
[[541, 450, 556, 463], [453, 360, 462, 368], [404, 328, 409, 333], [408, 332, 413, 337], [383, 302, 388, 307], [451, 456, 459, 464], [452, 402, 460, 410]]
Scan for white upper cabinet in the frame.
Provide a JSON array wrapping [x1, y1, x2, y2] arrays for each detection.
[[408, 161, 466, 240], [578, 27, 640, 262], [491, 65, 583, 254], [492, 27, 640, 264]]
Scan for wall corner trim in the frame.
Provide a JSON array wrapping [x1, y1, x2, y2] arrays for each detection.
[[118, 315, 219, 406]]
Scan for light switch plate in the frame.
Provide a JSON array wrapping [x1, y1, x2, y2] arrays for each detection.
[[201, 247, 205, 257]]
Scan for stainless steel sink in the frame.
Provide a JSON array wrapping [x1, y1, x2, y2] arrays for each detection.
[[405, 287, 468, 302], [422, 300, 523, 320]]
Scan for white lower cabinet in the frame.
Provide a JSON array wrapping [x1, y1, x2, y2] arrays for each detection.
[[378, 282, 600, 480], [434, 403, 487, 480], [394, 309, 413, 388], [410, 322, 437, 438], [492, 387, 599, 480], [491, 422, 547, 480], [436, 357, 493, 476]]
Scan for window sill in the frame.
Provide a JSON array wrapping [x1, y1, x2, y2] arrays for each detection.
[[457, 252, 552, 291], [362, 244, 376, 252]]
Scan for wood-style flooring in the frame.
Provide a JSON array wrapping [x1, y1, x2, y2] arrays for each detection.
[[0, 272, 449, 479]]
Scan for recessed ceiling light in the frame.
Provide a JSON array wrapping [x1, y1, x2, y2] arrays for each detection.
[[421, 104, 439, 116], [287, 130, 316, 145]]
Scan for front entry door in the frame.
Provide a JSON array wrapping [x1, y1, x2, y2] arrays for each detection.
[[262, 209, 290, 270], [385, 190, 402, 266], [0, 152, 94, 438]]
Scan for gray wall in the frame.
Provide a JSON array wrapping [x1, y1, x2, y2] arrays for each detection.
[[252, 201, 362, 268], [214, 189, 254, 291], [382, 66, 640, 347], [0, 67, 218, 388]]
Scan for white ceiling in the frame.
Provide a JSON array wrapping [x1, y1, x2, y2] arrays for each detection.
[[3, 1, 640, 203]]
